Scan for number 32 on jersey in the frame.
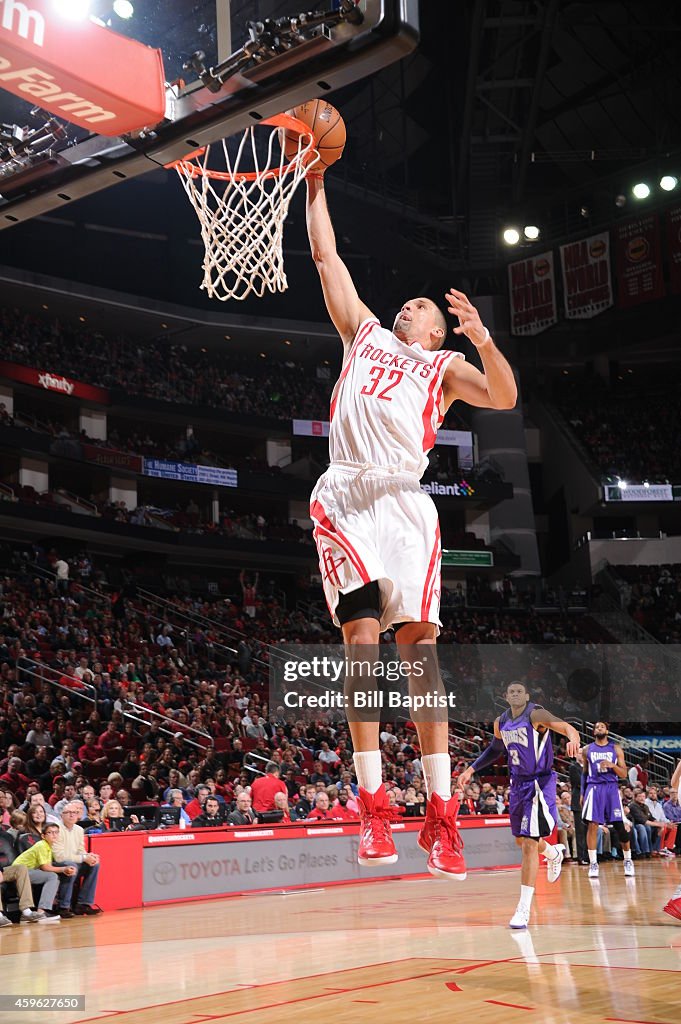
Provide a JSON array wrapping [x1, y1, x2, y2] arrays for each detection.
[[360, 367, 404, 401]]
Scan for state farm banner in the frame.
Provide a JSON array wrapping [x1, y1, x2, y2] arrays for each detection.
[[0, 361, 109, 403], [559, 232, 613, 319], [508, 252, 557, 336], [614, 214, 665, 308], [666, 206, 681, 295], [0, 0, 165, 135]]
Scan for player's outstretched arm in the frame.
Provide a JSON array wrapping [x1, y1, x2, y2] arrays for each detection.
[[529, 708, 581, 757], [442, 289, 517, 411], [306, 175, 374, 348]]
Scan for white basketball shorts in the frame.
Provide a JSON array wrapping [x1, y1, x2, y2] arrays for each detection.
[[309, 463, 442, 632]]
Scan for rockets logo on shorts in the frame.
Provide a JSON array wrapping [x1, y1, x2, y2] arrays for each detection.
[[321, 546, 347, 586]]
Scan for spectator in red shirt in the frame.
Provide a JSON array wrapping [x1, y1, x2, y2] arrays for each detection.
[[0, 757, 30, 800], [329, 789, 358, 821], [306, 791, 335, 821], [185, 784, 210, 820], [98, 722, 124, 760], [78, 731, 107, 769], [273, 791, 292, 823], [251, 763, 287, 813]]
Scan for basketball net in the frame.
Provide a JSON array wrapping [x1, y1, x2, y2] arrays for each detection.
[[169, 114, 319, 302]]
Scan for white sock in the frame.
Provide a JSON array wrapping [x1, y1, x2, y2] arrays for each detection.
[[519, 884, 535, 911], [21, 908, 33, 917], [422, 753, 452, 801], [543, 843, 559, 861], [673, 882, 681, 898], [623, 849, 632, 861], [588, 849, 598, 864], [353, 750, 383, 794]]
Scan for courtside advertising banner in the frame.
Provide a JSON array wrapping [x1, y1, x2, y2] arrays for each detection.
[[614, 213, 665, 307], [508, 251, 558, 336], [666, 205, 681, 295], [0, 0, 165, 135], [559, 232, 613, 319]]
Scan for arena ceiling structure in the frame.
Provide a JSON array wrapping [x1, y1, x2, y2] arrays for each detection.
[[1, 0, 681, 345]]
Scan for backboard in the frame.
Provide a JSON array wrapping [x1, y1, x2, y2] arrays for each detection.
[[0, 0, 418, 228]]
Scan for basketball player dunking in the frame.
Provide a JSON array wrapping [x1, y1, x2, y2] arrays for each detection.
[[305, 172, 517, 879], [581, 722, 633, 878], [459, 681, 580, 928]]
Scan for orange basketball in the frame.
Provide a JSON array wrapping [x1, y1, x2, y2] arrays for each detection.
[[283, 100, 346, 169]]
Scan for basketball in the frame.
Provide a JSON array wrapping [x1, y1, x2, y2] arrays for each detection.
[[283, 99, 346, 168]]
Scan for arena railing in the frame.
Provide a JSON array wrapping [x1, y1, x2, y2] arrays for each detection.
[[121, 701, 212, 753], [18, 658, 98, 706]]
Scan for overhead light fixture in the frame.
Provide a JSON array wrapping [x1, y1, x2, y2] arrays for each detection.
[[79, 316, 86, 322], [113, 0, 134, 17], [283, 339, 291, 346], [224, 334, 231, 340], [632, 182, 650, 200], [643, 481, 650, 488], [523, 225, 540, 241], [617, 478, 627, 490], [660, 175, 678, 192], [42, 304, 48, 310], [614, 194, 627, 208], [503, 227, 520, 245], [53, 0, 90, 19], [160, 322, 168, 329], [259, 352, 266, 358]]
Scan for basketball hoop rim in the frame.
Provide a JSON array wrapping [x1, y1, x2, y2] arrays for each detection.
[[166, 113, 317, 181]]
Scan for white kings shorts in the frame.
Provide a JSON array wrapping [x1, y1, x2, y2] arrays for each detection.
[[309, 463, 442, 632]]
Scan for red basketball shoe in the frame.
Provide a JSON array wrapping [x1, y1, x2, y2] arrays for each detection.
[[417, 793, 467, 880], [356, 785, 398, 866], [663, 897, 681, 922]]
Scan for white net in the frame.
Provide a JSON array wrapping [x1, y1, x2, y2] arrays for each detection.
[[173, 118, 319, 302]]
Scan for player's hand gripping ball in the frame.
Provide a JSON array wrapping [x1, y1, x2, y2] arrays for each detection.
[[284, 100, 346, 169]]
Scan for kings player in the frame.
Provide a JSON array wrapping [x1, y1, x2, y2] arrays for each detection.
[[459, 681, 580, 928], [581, 722, 633, 878], [305, 168, 516, 879]]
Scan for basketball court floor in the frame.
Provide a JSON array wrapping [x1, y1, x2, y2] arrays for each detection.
[[2, 862, 680, 1024]]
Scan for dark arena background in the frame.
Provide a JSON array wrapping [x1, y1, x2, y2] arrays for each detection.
[[0, 2, 680, 1022]]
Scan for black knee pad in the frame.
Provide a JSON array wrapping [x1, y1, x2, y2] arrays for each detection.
[[613, 821, 629, 844]]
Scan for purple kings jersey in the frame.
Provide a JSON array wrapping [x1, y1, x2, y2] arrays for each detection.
[[499, 702, 554, 779], [585, 741, 618, 785]]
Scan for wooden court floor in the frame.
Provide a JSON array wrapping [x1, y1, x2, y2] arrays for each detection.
[[2, 860, 681, 1024]]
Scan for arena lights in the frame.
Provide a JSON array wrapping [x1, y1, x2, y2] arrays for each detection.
[[503, 228, 520, 246], [632, 182, 650, 200], [53, 0, 90, 19], [617, 478, 628, 490], [113, 0, 134, 18], [660, 175, 678, 192], [523, 225, 540, 241]]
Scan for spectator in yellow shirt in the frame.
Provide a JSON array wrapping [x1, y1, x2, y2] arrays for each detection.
[[13, 823, 76, 921]]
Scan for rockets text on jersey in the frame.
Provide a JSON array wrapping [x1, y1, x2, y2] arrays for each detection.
[[328, 318, 464, 477]]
